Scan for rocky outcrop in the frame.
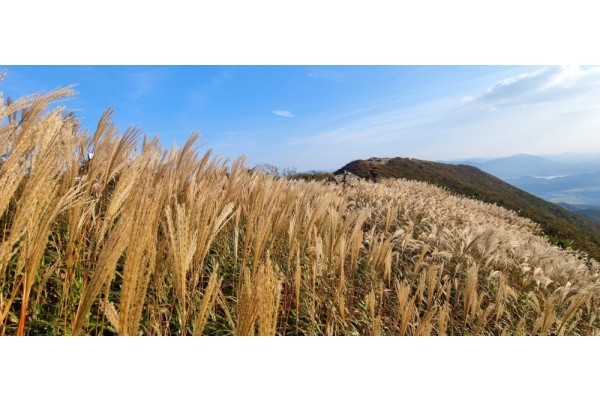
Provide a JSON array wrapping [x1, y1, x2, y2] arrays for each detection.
[[330, 171, 361, 187]]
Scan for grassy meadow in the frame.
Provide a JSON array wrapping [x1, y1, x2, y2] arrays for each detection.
[[1, 86, 599, 336]]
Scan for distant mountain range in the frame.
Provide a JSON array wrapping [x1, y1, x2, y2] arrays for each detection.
[[453, 153, 600, 180], [335, 157, 600, 261], [448, 153, 600, 209]]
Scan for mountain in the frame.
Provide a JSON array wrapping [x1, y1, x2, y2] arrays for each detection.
[[335, 157, 600, 261], [544, 153, 600, 169], [507, 172, 600, 207], [454, 153, 600, 180], [557, 203, 600, 223], [577, 209, 600, 223], [449, 153, 600, 209], [461, 154, 570, 180]]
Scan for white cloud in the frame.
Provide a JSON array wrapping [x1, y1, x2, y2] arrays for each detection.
[[307, 70, 343, 82], [212, 70, 234, 85], [273, 110, 294, 118], [471, 66, 600, 109], [129, 69, 169, 101]]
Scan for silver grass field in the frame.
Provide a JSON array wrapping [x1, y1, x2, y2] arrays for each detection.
[[1, 85, 599, 336]]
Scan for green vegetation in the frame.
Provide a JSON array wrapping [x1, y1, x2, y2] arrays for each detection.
[[336, 157, 600, 261], [292, 172, 334, 182], [558, 203, 600, 224]]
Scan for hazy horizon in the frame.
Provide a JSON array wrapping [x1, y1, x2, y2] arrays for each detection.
[[2, 65, 600, 171]]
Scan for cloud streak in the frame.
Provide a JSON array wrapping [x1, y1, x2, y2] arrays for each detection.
[[212, 70, 234, 85], [307, 70, 343, 82], [468, 66, 600, 109], [128, 69, 169, 101], [273, 110, 294, 118]]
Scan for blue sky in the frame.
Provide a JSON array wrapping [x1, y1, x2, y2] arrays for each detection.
[[2, 65, 600, 171]]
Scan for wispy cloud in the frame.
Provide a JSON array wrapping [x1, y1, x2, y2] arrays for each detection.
[[212, 70, 234, 85], [307, 69, 343, 82], [468, 66, 600, 110], [129, 69, 169, 101], [273, 110, 294, 118]]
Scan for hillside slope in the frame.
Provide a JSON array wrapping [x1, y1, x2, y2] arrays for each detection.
[[558, 203, 600, 223], [336, 157, 600, 261]]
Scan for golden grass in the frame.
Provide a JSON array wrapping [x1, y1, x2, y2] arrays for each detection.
[[1, 85, 599, 335]]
